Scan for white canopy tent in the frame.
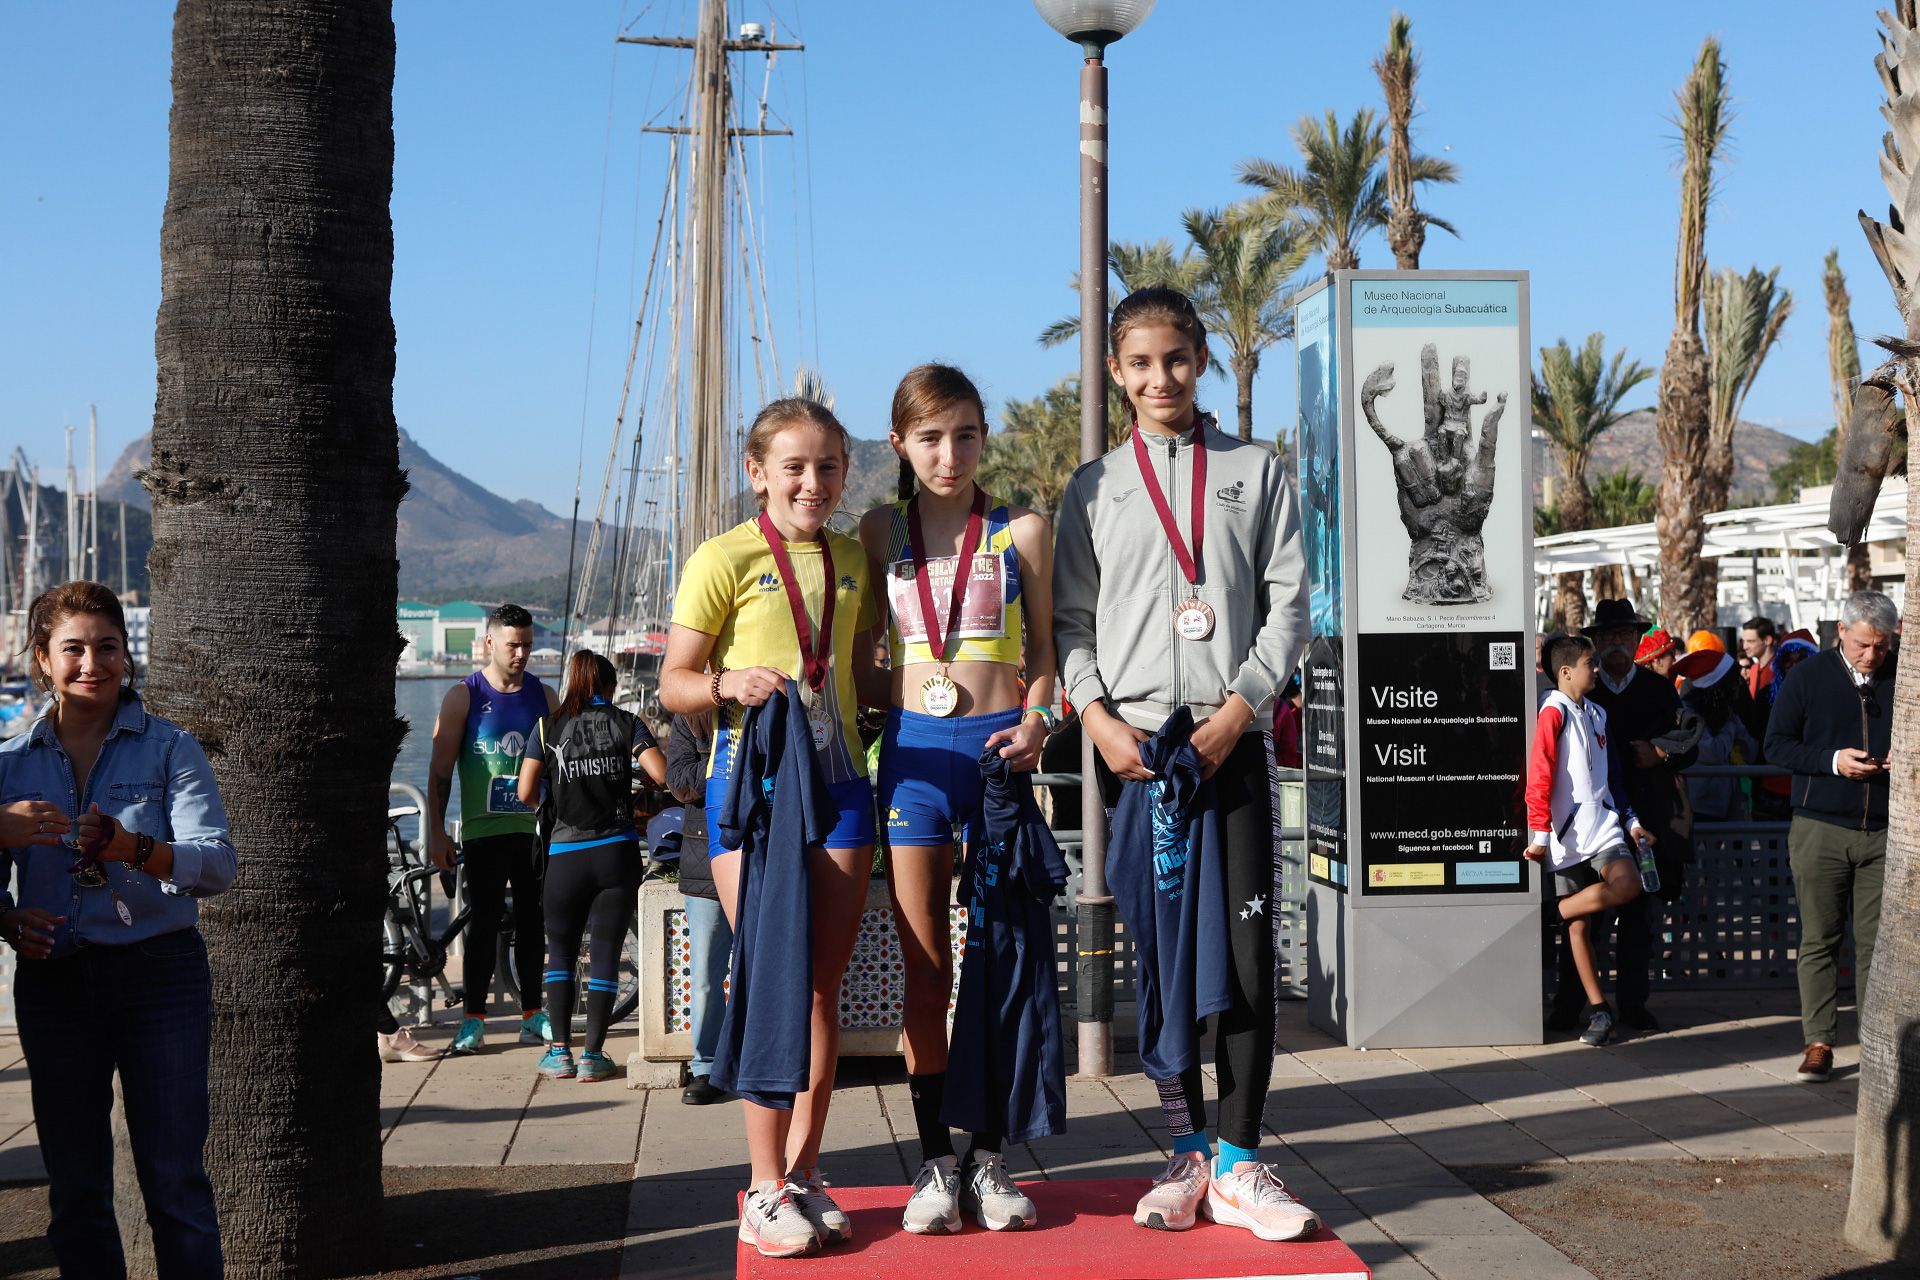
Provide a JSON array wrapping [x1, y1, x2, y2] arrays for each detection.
[[1533, 480, 1908, 629]]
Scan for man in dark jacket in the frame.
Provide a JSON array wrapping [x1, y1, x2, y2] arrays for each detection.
[[1556, 599, 1700, 1032], [1764, 590, 1897, 1084]]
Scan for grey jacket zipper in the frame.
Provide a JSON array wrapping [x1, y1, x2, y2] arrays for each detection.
[[1165, 434, 1184, 711]]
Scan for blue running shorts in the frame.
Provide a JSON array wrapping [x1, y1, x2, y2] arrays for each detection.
[[877, 706, 1024, 847], [705, 774, 877, 854]]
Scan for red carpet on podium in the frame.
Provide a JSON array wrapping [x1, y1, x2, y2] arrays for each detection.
[[736, 1178, 1371, 1279]]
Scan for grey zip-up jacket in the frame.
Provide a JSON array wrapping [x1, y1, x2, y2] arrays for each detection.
[[1053, 416, 1309, 734]]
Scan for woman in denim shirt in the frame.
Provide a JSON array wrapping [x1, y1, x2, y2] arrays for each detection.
[[0, 581, 237, 1279]]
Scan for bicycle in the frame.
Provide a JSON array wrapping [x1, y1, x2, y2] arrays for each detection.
[[382, 784, 642, 1028]]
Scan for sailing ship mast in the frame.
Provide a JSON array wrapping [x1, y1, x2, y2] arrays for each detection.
[[619, 1, 802, 571]]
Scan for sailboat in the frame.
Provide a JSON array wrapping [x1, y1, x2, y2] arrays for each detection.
[[562, 1, 816, 709]]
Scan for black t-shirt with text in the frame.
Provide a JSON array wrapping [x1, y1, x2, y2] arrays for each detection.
[[528, 700, 657, 847]]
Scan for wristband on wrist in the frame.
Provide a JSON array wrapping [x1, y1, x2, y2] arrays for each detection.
[[1024, 704, 1056, 732], [709, 668, 729, 708], [132, 831, 156, 871]]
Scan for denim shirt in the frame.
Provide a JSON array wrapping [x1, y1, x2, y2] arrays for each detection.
[[0, 698, 236, 956]]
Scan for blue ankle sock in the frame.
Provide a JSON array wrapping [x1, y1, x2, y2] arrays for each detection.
[[1216, 1139, 1257, 1176], [1172, 1132, 1213, 1158]]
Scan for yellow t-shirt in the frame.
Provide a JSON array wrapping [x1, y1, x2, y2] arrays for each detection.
[[672, 518, 879, 784]]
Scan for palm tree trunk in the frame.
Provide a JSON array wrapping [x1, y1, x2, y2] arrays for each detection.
[[143, 1, 401, 1273], [1554, 469, 1592, 627], [1234, 355, 1255, 441], [1657, 329, 1715, 634], [1844, 468, 1920, 1259], [1325, 244, 1360, 272], [1849, 542, 1876, 592]]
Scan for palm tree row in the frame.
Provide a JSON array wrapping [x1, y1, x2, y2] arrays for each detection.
[[1036, 14, 1456, 449]]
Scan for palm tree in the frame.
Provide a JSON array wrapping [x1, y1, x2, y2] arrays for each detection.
[[1654, 37, 1732, 636], [1702, 265, 1793, 514], [1237, 107, 1456, 271], [1181, 206, 1313, 441], [1825, 250, 1874, 590], [1532, 334, 1654, 626], [1844, 5, 1920, 1261], [980, 378, 1084, 517], [1588, 468, 1659, 603], [1373, 12, 1443, 269], [141, 0, 399, 1271]]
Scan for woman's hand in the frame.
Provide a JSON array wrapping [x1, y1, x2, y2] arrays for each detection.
[[1084, 702, 1153, 782], [986, 715, 1048, 772], [722, 666, 790, 707], [0, 800, 69, 848], [0, 907, 64, 960], [72, 803, 121, 860]]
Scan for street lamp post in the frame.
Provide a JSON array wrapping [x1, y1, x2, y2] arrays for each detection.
[[1032, 0, 1155, 1080]]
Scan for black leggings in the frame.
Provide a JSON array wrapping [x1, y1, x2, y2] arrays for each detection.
[[1098, 730, 1278, 1149], [542, 841, 641, 1053], [462, 832, 546, 1017]]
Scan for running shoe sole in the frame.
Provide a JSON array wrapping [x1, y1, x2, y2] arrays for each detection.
[[901, 1215, 959, 1235], [1201, 1194, 1319, 1242], [736, 1221, 817, 1258], [1133, 1207, 1197, 1231]]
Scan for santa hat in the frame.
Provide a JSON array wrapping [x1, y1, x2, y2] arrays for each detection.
[[1671, 648, 1735, 693], [1634, 629, 1678, 665], [1780, 628, 1817, 648]]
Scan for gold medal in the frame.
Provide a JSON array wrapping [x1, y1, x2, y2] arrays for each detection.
[[1173, 598, 1215, 641], [919, 672, 960, 717]]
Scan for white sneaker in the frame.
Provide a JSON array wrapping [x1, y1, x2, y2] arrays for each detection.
[[1133, 1150, 1211, 1231], [738, 1180, 818, 1258], [377, 1027, 438, 1063], [785, 1168, 852, 1244], [1203, 1160, 1321, 1242], [961, 1150, 1035, 1231], [902, 1154, 962, 1234]]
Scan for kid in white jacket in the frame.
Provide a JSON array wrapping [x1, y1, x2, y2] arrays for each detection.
[[1525, 633, 1651, 1046]]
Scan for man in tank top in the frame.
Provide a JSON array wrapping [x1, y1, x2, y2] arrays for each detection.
[[426, 603, 561, 1053]]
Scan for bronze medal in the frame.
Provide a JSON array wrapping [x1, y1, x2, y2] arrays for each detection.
[[1173, 598, 1215, 641], [919, 672, 960, 717]]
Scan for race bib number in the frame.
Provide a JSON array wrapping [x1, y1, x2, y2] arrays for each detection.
[[487, 774, 533, 815], [890, 553, 1006, 645]]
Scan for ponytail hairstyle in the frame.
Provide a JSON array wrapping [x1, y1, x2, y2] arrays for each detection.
[[888, 363, 988, 501], [557, 648, 618, 722], [744, 397, 852, 508], [1109, 287, 1209, 423], [25, 580, 138, 701]]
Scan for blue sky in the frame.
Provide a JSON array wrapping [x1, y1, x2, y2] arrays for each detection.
[[0, 1, 1892, 517]]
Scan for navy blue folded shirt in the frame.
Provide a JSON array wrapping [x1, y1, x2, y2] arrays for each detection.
[[942, 747, 1071, 1143], [1109, 706, 1232, 1081], [710, 681, 835, 1109]]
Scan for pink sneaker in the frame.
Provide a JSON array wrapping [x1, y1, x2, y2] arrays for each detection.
[[1134, 1150, 1211, 1231], [1203, 1161, 1321, 1241]]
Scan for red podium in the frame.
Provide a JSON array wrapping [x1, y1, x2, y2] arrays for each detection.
[[737, 1179, 1371, 1279]]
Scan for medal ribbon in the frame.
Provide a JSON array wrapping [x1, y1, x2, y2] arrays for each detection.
[[906, 487, 987, 663], [756, 511, 836, 694], [1130, 417, 1207, 584]]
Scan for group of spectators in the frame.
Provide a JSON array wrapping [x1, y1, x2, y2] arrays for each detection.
[[1532, 591, 1896, 1080]]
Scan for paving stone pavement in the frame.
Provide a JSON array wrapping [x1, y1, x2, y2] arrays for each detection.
[[0, 990, 1864, 1279]]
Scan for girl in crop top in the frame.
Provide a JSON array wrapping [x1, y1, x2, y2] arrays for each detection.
[[856, 363, 1056, 1235]]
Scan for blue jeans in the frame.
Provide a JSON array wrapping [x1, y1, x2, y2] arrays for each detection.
[[682, 894, 732, 1080], [15, 927, 223, 1279]]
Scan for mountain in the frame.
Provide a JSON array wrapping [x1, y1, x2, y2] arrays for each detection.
[[1531, 411, 1800, 506], [101, 428, 582, 599]]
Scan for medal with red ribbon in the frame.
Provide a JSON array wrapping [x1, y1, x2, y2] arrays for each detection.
[[1131, 418, 1215, 640], [906, 487, 987, 716], [756, 511, 836, 744]]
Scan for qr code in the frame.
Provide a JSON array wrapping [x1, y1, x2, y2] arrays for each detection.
[[1489, 642, 1516, 671]]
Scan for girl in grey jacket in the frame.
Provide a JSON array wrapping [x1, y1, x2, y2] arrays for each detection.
[[1052, 287, 1316, 1243]]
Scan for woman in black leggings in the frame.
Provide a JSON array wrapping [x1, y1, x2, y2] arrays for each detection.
[[517, 649, 667, 1081]]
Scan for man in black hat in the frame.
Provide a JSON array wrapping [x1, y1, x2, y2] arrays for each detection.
[[1547, 598, 1700, 1032]]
